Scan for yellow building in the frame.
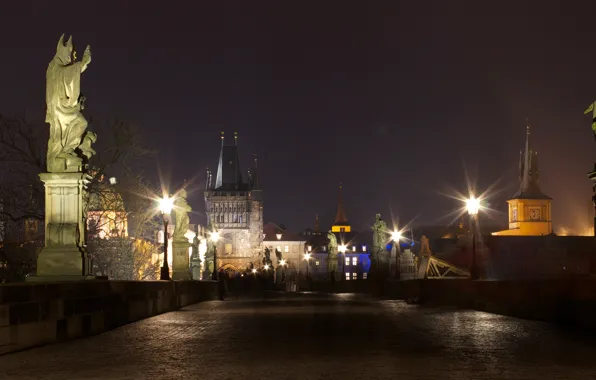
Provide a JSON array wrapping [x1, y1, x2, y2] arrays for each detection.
[[493, 124, 552, 236]]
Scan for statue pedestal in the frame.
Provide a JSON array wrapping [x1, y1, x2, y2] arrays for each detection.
[[190, 256, 202, 280], [172, 240, 191, 280], [28, 173, 90, 280], [328, 257, 338, 281]]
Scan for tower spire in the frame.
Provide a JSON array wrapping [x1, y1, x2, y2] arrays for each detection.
[[315, 214, 320, 232], [334, 183, 348, 225], [513, 119, 548, 199]]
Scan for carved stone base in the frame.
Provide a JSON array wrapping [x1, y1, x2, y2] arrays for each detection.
[[35, 172, 89, 277], [172, 240, 191, 280]]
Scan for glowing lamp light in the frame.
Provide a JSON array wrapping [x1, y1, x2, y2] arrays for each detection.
[[304, 253, 311, 261], [279, 259, 286, 266], [210, 231, 220, 243], [466, 196, 480, 216], [159, 196, 174, 215], [391, 230, 402, 242], [252, 268, 257, 274], [338, 244, 347, 253], [264, 264, 270, 270]]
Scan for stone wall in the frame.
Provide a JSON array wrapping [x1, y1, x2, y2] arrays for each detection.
[[0, 280, 219, 355], [395, 279, 596, 330]]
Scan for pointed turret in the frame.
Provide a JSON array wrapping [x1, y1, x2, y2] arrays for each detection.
[[331, 183, 351, 233], [334, 183, 348, 225], [250, 154, 261, 190], [215, 132, 245, 191], [512, 122, 550, 200], [314, 214, 320, 232]]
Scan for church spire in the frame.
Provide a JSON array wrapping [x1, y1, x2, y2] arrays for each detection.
[[513, 120, 549, 200], [331, 183, 351, 232], [334, 183, 348, 225], [215, 131, 244, 190], [314, 214, 320, 232]]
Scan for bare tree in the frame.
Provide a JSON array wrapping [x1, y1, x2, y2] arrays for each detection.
[[0, 113, 160, 281]]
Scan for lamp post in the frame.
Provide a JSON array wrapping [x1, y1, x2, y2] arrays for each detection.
[[210, 231, 220, 281], [339, 244, 347, 280], [279, 259, 287, 284], [466, 196, 480, 280], [391, 230, 402, 280], [159, 196, 174, 281], [304, 252, 311, 278]]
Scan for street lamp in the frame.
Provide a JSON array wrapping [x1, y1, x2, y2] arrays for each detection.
[[264, 264, 270, 270], [466, 196, 480, 280], [392, 230, 402, 279], [159, 195, 174, 281], [210, 231, 220, 281]]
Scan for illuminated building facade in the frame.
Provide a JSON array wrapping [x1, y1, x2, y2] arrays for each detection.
[[303, 185, 371, 281], [86, 175, 128, 239]]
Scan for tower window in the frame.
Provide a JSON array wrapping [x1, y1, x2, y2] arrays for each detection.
[[352, 257, 357, 265]]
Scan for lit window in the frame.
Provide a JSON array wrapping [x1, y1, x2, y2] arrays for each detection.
[[345, 257, 350, 265], [284, 246, 289, 253], [345, 273, 350, 280], [363, 273, 368, 279], [352, 272, 357, 280], [362, 245, 367, 252], [315, 260, 320, 266], [352, 246, 356, 252], [323, 246, 327, 252], [352, 257, 357, 265]]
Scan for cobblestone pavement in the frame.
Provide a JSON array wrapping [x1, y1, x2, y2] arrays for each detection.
[[1, 292, 596, 379]]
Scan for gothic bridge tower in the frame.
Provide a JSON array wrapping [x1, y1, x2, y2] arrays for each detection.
[[204, 132, 263, 273]]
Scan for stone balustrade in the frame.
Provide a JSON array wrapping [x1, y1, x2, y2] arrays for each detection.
[[0, 280, 219, 355]]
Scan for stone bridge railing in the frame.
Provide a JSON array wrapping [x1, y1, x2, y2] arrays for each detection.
[[391, 278, 596, 331], [0, 280, 219, 355]]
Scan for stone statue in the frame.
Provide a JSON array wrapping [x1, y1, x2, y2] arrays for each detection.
[[419, 235, 432, 256], [372, 214, 388, 251], [46, 34, 96, 172], [191, 234, 200, 259], [584, 101, 596, 141], [275, 248, 282, 261], [327, 231, 338, 259], [263, 247, 272, 266], [172, 189, 191, 241]]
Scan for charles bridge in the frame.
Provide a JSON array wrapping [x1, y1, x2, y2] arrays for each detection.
[[2, 279, 596, 379]]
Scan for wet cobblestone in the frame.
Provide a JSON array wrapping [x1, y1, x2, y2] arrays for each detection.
[[0, 292, 595, 379]]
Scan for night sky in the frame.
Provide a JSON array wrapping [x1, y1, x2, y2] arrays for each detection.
[[2, 1, 596, 234]]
